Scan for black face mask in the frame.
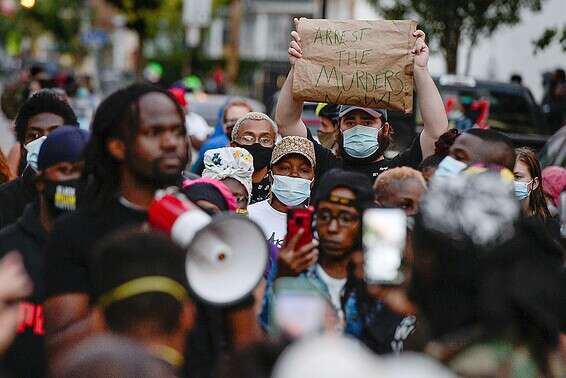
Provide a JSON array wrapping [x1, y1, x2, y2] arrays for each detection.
[[236, 143, 273, 171], [43, 179, 81, 218]]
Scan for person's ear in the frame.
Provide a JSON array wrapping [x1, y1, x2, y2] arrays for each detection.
[[107, 138, 126, 161], [180, 301, 196, 333], [381, 122, 391, 136], [532, 177, 540, 191]]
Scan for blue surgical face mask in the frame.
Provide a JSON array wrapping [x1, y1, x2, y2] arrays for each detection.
[[271, 175, 311, 207], [24, 136, 47, 172], [342, 125, 380, 159], [434, 156, 468, 178], [513, 180, 532, 201]]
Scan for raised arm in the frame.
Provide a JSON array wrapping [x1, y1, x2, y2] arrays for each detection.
[[275, 18, 308, 138], [412, 30, 449, 158]]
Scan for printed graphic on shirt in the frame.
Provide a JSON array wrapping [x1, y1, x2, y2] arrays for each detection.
[[268, 232, 284, 248], [391, 315, 416, 354], [17, 302, 44, 336]]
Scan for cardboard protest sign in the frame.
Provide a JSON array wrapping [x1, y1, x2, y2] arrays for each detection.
[[293, 19, 417, 113]]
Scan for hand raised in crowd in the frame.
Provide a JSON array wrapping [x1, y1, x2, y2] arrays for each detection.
[[0, 252, 33, 355], [412, 30, 429, 70], [277, 229, 319, 278], [288, 17, 305, 65]]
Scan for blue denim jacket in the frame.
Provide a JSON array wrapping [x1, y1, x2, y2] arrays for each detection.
[[261, 264, 416, 354]]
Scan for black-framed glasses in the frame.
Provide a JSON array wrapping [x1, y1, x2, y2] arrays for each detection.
[[316, 209, 359, 227]]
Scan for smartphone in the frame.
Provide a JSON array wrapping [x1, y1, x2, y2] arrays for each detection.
[[363, 208, 407, 285], [285, 207, 314, 250], [271, 278, 327, 338]]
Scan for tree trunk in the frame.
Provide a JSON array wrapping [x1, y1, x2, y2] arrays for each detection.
[[226, 0, 241, 86], [136, 31, 145, 80], [443, 26, 461, 74]]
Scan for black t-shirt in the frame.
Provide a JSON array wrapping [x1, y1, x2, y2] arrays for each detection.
[[45, 200, 147, 298], [0, 167, 37, 230], [0, 203, 47, 378], [307, 130, 423, 186], [251, 175, 271, 204]]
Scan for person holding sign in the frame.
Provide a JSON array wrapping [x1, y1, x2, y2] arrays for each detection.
[[276, 18, 448, 185]]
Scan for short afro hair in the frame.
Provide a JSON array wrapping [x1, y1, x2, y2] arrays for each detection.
[[14, 90, 77, 144]]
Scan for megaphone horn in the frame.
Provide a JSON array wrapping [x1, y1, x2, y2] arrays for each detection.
[[148, 191, 269, 306]]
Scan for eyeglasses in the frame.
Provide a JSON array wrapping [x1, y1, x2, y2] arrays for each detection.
[[235, 134, 275, 148], [316, 209, 359, 227]]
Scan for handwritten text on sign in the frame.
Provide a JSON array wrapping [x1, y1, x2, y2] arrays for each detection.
[[293, 20, 417, 113]]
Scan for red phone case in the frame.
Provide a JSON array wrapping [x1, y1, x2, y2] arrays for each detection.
[[285, 207, 314, 250]]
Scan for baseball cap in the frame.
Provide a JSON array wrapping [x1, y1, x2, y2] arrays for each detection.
[[338, 105, 388, 122], [37, 126, 90, 171], [271, 136, 316, 168]]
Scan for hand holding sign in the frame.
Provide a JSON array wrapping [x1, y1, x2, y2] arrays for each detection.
[[292, 19, 418, 113]]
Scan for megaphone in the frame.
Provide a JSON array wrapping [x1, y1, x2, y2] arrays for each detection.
[[148, 190, 269, 306]]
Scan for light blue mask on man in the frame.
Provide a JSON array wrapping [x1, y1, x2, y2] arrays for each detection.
[[434, 156, 468, 179], [342, 125, 380, 159], [271, 175, 311, 207]]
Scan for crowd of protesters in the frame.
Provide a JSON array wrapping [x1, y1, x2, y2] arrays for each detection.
[[0, 18, 564, 378]]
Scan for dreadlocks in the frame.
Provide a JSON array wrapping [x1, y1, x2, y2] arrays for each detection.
[[82, 83, 185, 211]]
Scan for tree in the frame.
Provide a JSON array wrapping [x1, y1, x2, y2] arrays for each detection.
[[533, 26, 566, 53], [104, 0, 164, 75], [368, 0, 546, 73]]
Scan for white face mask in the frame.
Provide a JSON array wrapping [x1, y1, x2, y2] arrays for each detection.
[[271, 175, 311, 207], [24, 136, 47, 172]]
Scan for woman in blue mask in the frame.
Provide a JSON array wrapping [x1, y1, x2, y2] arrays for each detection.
[[248, 136, 317, 250], [513, 148, 552, 220]]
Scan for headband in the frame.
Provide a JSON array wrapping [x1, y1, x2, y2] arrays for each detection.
[[98, 276, 188, 310]]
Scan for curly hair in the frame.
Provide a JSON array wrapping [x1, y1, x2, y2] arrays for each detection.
[[231, 112, 278, 140], [434, 128, 460, 157], [14, 89, 77, 144], [373, 167, 426, 201]]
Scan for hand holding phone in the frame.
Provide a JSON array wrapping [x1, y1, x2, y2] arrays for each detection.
[[277, 228, 319, 278], [285, 207, 315, 250]]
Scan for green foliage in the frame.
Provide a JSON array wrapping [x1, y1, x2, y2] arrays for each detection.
[[10, 0, 83, 54], [368, 0, 546, 72], [534, 26, 566, 53], [105, 0, 162, 35]]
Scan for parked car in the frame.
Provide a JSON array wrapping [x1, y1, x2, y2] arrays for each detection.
[[416, 75, 552, 149]]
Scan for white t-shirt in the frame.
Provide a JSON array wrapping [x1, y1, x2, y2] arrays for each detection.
[[248, 199, 287, 248], [316, 264, 347, 319], [186, 112, 210, 141]]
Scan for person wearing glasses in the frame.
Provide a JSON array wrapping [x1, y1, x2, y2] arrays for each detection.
[[261, 169, 415, 354], [230, 112, 279, 204]]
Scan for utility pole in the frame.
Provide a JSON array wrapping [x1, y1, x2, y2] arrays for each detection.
[[322, 0, 327, 18]]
